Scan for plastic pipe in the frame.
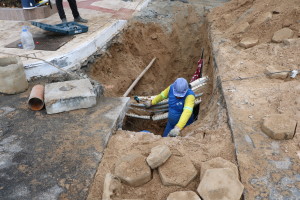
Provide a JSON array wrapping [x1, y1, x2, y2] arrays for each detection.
[[28, 85, 45, 111], [123, 57, 156, 97]]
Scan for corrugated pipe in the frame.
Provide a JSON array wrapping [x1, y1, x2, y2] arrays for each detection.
[[28, 85, 45, 111]]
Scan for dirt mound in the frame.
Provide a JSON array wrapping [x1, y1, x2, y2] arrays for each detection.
[[208, 0, 300, 44]]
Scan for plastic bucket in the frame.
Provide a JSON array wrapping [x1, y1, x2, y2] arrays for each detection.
[[21, 0, 36, 9]]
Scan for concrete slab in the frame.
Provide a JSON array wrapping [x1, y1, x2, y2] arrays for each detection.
[[0, 91, 129, 200], [44, 79, 96, 114]]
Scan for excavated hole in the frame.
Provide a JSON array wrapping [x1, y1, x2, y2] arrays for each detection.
[[88, 19, 213, 135]]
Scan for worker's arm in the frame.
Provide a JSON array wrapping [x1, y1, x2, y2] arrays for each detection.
[[176, 95, 195, 129], [151, 86, 170, 105]]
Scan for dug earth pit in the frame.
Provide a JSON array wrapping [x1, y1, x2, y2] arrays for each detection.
[[200, 157, 239, 180], [261, 114, 297, 140], [114, 153, 152, 187], [197, 168, 244, 200], [158, 156, 197, 187], [167, 191, 201, 200], [146, 145, 171, 169]]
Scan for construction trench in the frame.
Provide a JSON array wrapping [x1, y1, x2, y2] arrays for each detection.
[[0, 0, 299, 199], [85, 1, 239, 199]]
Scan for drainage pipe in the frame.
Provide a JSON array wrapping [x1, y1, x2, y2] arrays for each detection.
[[28, 85, 45, 111], [131, 93, 203, 108], [123, 57, 156, 97]]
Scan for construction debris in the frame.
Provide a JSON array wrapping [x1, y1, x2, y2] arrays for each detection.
[[261, 114, 297, 140], [200, 157, 239, 180], [146, 145, 171, 169], [114, 153, 152, 187], [197, 168, 244, 200], [44, 79, 96, 114], [167, 191, 201, 200], [158, 156, 197, 187]]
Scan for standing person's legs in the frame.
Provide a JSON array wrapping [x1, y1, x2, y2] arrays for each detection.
[[67, 0, 80, 19], [56, 0, 67, 20]]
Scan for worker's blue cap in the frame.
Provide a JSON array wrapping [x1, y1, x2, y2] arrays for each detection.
[[173, 78, 188, 97]]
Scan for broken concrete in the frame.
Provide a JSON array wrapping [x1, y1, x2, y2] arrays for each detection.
[[197, 168, 244, 200], [0, 56, 28, 94], [272, 28, 294, 43], [44, 79, 96, 114], [264, 66, 289, 80], [200, 157, 239, 180], [114, 153, 152, 187], [102, 173, 122, 200], [146, 145, 171, 169], [167, 191, 201, 200], [158, 156, 197, 187], [239, 37, 258, 48], [261, 114, 297, 140]]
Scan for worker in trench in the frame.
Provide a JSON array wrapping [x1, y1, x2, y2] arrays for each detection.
[[144, 78, 195, 137]]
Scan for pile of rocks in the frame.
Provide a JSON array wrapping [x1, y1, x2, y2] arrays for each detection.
[[102, 145, 244, 200]]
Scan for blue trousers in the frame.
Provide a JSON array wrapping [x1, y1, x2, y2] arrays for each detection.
[[162, 114, 194, 137]]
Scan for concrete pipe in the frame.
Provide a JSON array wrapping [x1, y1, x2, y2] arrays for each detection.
[[0, 56, 28, 94], [28, 85, 45, 111]]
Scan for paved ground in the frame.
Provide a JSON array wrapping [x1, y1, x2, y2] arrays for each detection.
[[0, 0, 151, 79], [0, 88, 129, 200]]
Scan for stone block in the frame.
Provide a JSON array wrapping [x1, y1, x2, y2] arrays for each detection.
[[44, 79, 96, 114], [158, 156, 197, 187], [200, 157, 239, 180], [264, 66, 289, 80], [167, 191, 201, 200], [114, 153, 152, 187], [146, 145, 171, 169], [239, 37, 258, 48], [261, 114, 297, 140], [272, 28, 294, 43], [197, 168, 244, 200]]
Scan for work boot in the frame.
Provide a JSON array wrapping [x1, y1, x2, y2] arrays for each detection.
[[61, 18, 67, 23], [74, 16, 88, 23]]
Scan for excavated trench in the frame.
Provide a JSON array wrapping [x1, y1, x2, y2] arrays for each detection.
[[88, 3, 215, 135], [86, 1, 238, 199]]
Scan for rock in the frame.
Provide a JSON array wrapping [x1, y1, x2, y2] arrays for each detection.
[[256, 12, 272, 24], [167, 191, 201, 200], [261, 114, 297, 140], [102, 173, 121, 200], [114, 153, 152, 187], [158, 156, 197, 187], [197, 168, 244, 200], [264, 66, 289, 80], [236, 22, 250, 33], [200, 157, 239, 180], [272, 28, 294, 43], [44, 79, 97, 114], [283, 38, 299, 46], [150, 34, 158, 40], [146, 145, 171, 169], [239, 37, 259, 48], [0, 56, 28, 94], [282, 19, 293, 27]]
